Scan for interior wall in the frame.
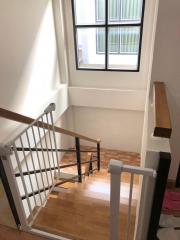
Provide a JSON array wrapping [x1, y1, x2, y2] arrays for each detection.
[[71, 106, 144, 152], [0, 0, 70, 143], [64, 0, 157, 90], [59, 0, 159, 154], [151, 0, 180, 180], [0, 0, 70, 228]]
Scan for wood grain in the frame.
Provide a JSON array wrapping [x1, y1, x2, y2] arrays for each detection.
[[0, 107, 99, 143], [0, 224, 47, 240], [153, 82, 172, 138], [33, 148, 140, 240]]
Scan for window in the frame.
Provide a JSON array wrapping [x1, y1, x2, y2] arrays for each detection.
[[72, 0, 145, 71]]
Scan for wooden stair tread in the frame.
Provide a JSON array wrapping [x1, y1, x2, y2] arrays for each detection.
[[46, 199, 136, 217], [49, 192, 137, 212], [33, 204, 110, 240], [32, 148, 140, 240], [33, 196, 135, 240]]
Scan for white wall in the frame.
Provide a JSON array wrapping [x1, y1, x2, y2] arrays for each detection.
[[64, 0, 157, 90], [151, 0, 180, 180], [0, 0, 70, 226], [69, 87, 146, 111], [71, 106, 144, 152], [0, 0, 70, 143], [58, 0, 159, 153]]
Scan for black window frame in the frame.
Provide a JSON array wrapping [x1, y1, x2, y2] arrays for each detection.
[[71, 0, 146, 72]]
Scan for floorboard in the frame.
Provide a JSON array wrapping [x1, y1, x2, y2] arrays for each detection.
[[33, 147, 140, 240]]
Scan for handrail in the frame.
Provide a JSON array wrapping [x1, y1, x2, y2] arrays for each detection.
[[0, 107, 100, 143], [153, 82, 172, 138]]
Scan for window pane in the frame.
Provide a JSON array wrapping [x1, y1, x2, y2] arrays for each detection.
[[120, 27, 140, 53], [121, 0, 143, 21], [77, 28, 105, 69], [97, 28, 105, 53], [108, 27, 140, 70], [108, 0, 143, 24], [74, 0, 105, 25], [96, 0, 105, 21], [109, 28, 119, 53], [108, 0, 121, 21]]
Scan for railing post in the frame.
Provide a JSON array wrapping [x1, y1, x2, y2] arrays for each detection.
[[97, 139, 100, 171], [89, 155, 93, 175], [75, 137, 82, 183], [109, 160, 123, 240], [0, 144, 29, 230]]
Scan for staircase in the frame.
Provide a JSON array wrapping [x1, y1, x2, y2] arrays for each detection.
[[31, 148, 140, 240], [33, 169, 138, 240], [0, 103, 157, 240]]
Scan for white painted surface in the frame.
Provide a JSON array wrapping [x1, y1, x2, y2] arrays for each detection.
[[0, 0, 70, 143], [71, 106, 144, 152], [64, 0, 157, 90], [69, 87, 146, 111], [151, 0, 180, 179], [0, 0, 71, 227], [135, 150, 159, 240]]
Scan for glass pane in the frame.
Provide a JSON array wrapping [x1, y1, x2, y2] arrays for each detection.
[[108, 27, 140, 70], [96, 0, 105, 21], [108, 0, 121, 21], [76, 28, 105, 69], [74, 0, 105, 25], [97, 28, 105, 53], [109, 28, 119, 53], [121, 0, 143, 21], [120, 27, 140, 53], [108, 0, 143, 24]]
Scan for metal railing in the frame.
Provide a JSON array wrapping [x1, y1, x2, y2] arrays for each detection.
[[109, 159, 156, 240], [0, 103, 101, 230]]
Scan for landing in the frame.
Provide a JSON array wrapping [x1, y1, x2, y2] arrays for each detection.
[[33, 148, 140, 240]]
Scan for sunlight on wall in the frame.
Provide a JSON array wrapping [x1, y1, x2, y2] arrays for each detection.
[[0, 0, 68, 142], [22, 1, 60, 116]]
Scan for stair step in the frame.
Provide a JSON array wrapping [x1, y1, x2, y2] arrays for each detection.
[[33, 196, 135, 240], [33, 201, 110, 240], [46, 196, 136, 216]]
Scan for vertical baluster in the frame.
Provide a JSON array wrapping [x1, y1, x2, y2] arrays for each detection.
[[41, 116, 54, 184], [26, 131, 43, 205], [19, 136, 37, 206], [36, 122, 50, 191], [31, 126, 46, 199], [97, 139, 100, 171], [125, 173, 134, 240], [13, 142, 33, 220], [45, 114, 56, 175], [49, 111, 60, 178], [89, 154, 93, 175], [75, 137, 82, 182]]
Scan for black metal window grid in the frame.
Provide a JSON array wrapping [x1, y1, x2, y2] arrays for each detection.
[[71, 0, 146, 72]]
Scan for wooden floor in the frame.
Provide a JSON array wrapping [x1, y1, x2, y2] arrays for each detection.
[[0, 224, 47, 240], [33, 147, 140, 240]]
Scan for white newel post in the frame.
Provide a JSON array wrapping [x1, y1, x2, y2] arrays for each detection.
[[0, 144, 29, 231]]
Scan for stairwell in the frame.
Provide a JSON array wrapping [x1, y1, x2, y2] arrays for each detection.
[[33, 147, 140, 240]]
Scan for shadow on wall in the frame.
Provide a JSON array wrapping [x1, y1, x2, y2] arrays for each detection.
[[168, 92, 180, 180], [151, 0, 180, 180]]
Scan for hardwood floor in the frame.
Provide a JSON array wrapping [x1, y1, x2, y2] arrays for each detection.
[[0, 224, 47, 240], [33, 147, 140, 240]]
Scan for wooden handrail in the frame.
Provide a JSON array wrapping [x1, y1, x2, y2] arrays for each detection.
[[153, 82, 172, 138], [0, 107, 99, 143]]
